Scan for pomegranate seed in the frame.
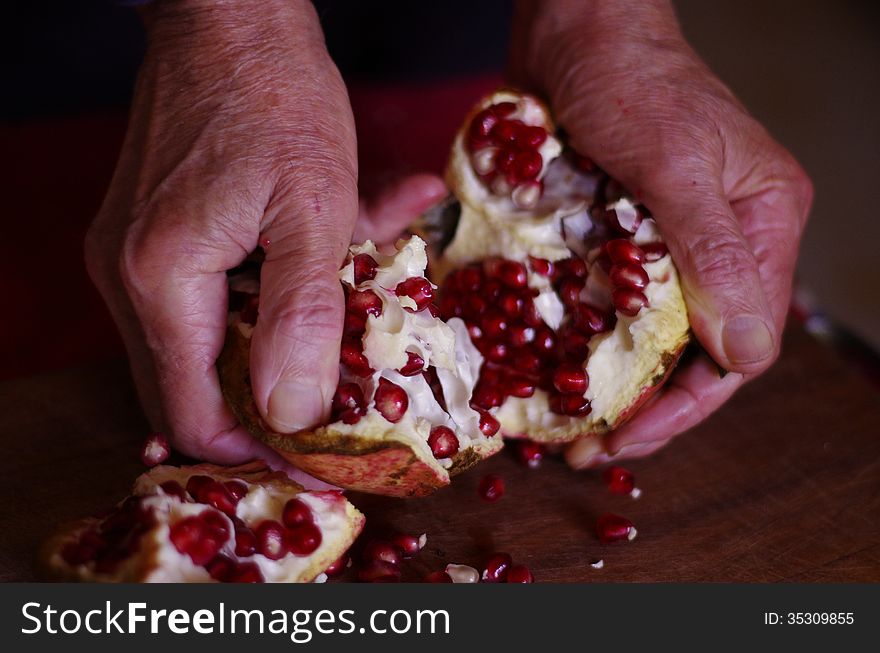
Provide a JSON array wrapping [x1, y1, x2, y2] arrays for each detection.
[[483, 279, 502, 300], [494, 148, 517, 175], [352, 253, 378, 285], [506, 375, 536, 398], [603, 466, 636, 495], [513, 349, 541, 374], [395, 277, 434, 312], [231, 561, 264, 583], [255, 520, 288, 560], [363, 540, 404, 567], [324, 553, 350, 576], [574, 303, 613, 334], [344, 311, 367, 337], [398, 351, 425, 376], [439, 294, 462, 319], [560, 327, 590, 359], [392, 533, 425, 557], [512, 179, 542, 210], [528, 256, 553, 276], [445, 563, 480, 583], [234, 526, 257, 557], [201, 481, 238, 516], [459, 266, 483, 291], [374, 378, 409, 423], [464, 294, 488, 319], [532, 327, 556, 354], [558, 277, 585, 307], [140, 432, 170, 467], [492, 101, 517, 117], [478, 474, 505, 502], [339, 408, 363, 425], [240, 295, 259, 325], [170, 513, 227, 566], [428, 425, 459, 459], [507, 564, 534, 583], [508, 323, 536, 347], [159, 480, 188, 501], [472, 147, 498, 175], [484, 340, 510, 363], [340, 339, 374, 377], [574, 154, 596, 172], [612, 288, 649, 316], [481, 552, 513, 582], [481, 311, 508, 338], [553, 362, 589, 394], [472, 383, 504, 410], [557, 257, 588, 279], [347, 289, 383, 317], [550, 392, 592, 416], [206, 554, 236, 582], [497, 260, 528, 289], [606, 239, 645, 265], [332, 382, 365, 415], [286, 522, 322, 555], [224, 481, 248, 502], [469, 108, 500, 140], [596, 513, 637, 543], [513, 151, 542, 180], [282, 498, 314, 528], [491, 119, 521, 144], [425, 571, 453, 583], [498, 291, 524, 317], [610, 263, 649, 290], [641, 242, 669, 261], [358, 560, 401, 583], [516, 441, 545, 468], [478, 410, 501, 437]]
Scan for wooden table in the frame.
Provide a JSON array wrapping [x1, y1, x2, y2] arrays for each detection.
[[1, 325, 878, 582]]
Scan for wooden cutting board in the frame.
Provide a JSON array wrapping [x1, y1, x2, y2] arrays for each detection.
[[1, 325, 878, 582]]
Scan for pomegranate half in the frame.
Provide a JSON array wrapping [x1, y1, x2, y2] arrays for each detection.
[[40, 462, 364, 582], [218, 89, 690, 497]]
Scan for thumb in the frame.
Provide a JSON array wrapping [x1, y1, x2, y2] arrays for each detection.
[[640, 175, 777, 373], [250, 164, 359, 433]]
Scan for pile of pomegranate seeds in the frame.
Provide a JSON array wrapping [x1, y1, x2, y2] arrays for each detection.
[[440, 256, 612, 417], [467, 101, 549, 208]]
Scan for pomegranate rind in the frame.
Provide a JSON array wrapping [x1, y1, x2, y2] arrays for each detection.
[[39, 462, 365, 582], [217, 326, 502, 498]]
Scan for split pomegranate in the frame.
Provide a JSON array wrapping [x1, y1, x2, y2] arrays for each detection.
[[596, 513, 638, 544], [41, 462, 364, 582], [217, 88, 691, 497]]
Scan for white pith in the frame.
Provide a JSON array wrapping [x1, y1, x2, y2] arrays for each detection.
[[48, 465, 363, 583]]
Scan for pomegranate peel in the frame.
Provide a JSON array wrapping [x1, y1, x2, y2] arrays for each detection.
[[40, 462, 364, 583]]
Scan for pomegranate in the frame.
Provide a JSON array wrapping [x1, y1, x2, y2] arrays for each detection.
[[41, 462, 364, 582], [218, 88, 690, 497]]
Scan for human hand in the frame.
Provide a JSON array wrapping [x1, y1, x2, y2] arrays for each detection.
[[509, 0, 813, 467], [85, 0, 445, 469]]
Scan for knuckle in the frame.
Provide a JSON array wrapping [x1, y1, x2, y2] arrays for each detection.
[[684, 225, 758, 292]]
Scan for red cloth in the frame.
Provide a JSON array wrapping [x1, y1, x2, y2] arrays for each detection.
[[0, 75, 501, 380]]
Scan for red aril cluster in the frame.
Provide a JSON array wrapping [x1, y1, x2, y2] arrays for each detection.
[[604, 239, 650, 317]]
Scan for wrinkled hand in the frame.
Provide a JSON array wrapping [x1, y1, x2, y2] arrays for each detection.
[[86, 0, 444, 467], [510, 0, 813, 467]]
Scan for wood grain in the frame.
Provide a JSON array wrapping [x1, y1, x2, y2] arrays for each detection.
[[1, 325, 878, 582]]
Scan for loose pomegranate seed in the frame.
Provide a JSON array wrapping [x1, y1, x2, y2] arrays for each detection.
[[553, 362, 589, 394], [512, 180, 542, 209], [240, 295, 259, 325], [395, 277, 434, 312], [507, 564, 534, 583], [224, 481, 249, 502], [282, 498, 314, 528], [234, 526, 257, 557], [528, 257, 553, 277], [612, 288, 649, 316], [506, 375, 536, 398], [358, 560, 401, 583], [332, 382, 365, 415], [610, 263, 649, 290], [255, 520, 288, 560], [159, 480, 188, 501], [428, 425, 459, 459], [472, 147, 498, 175], [398, 351, 425, 376], [286, 522, 322, 555], [445, 563, 480, 583], [641, 242, 669, 261], [478, 474, 505, 502], [606, 239, 646, 265], [481, 552, 513, 582], [472, 382, 504, 410], [324, 553, 350, 576], [550, 392, 592, 416], [373, 378, 409, 423], [391, 532, 425, 558], [603, 466, 636, 495], [516, 441, 545, 468], [596, 513, 637, 543], [478, 410, 501, 437], [558, 277, 585, 307], [425, 571, 453, 583], [347, 289, 383, 317], [231, 561, 264, 583], [363, 540, 404, 567], [339, 339, 374, 377], [352, 253, 378, 285], [140, 432, 170, 467]]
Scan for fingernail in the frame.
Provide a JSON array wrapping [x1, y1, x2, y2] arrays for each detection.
[[722, 314, 774, 365], [267, 381, 327, 432], [565, 436, 608, 469]]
